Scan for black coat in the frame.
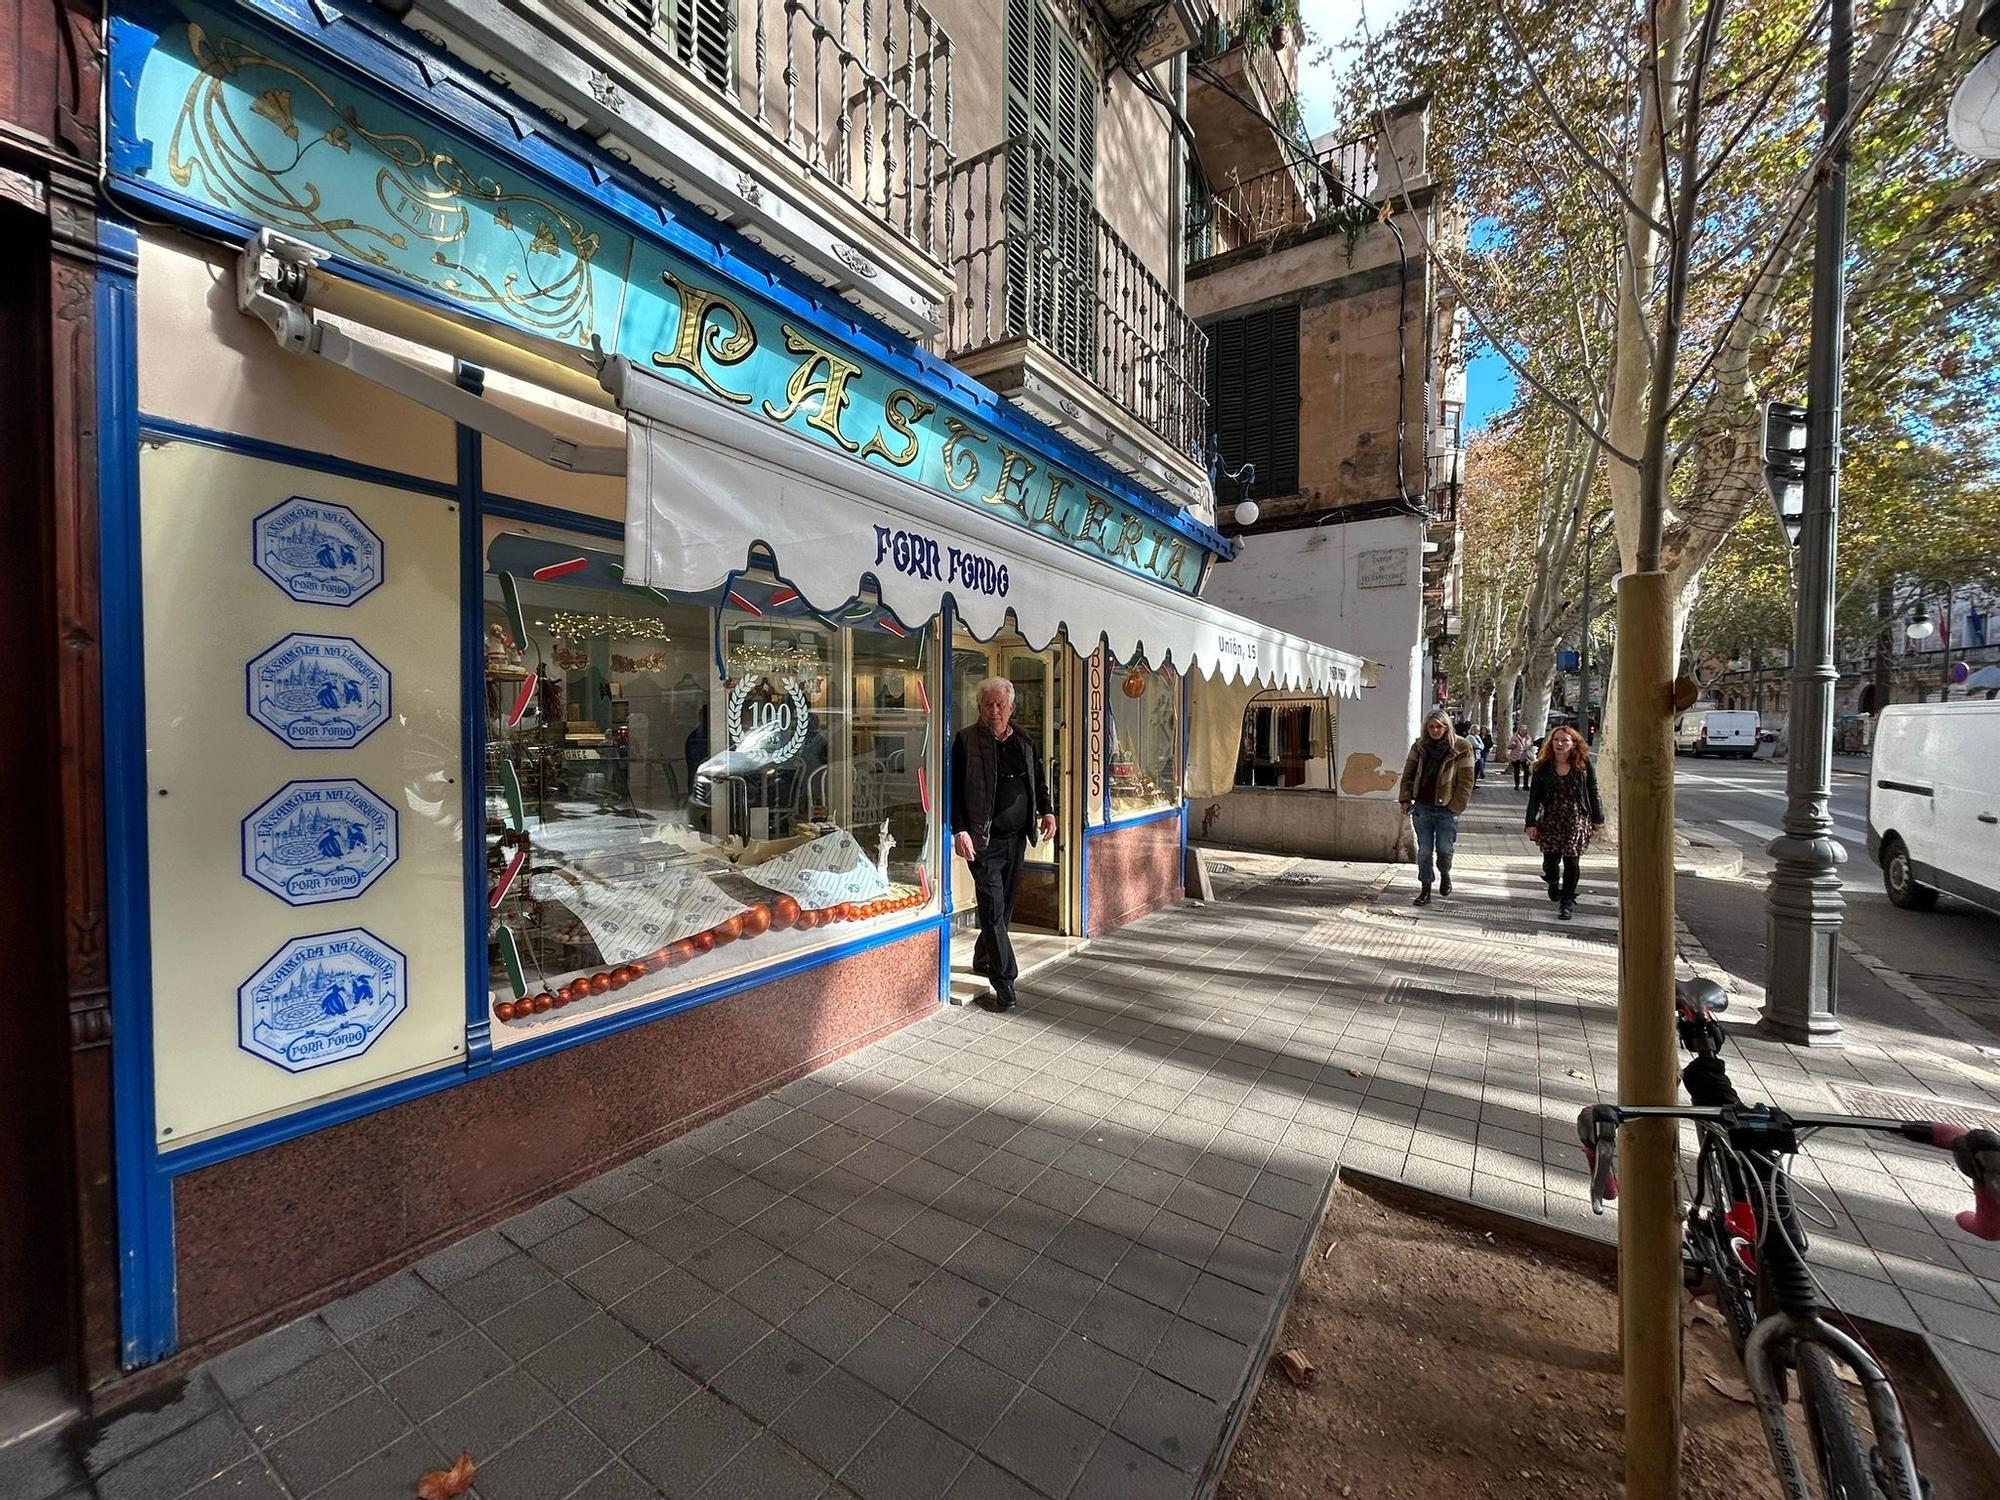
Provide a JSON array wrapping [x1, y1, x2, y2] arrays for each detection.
[[1524, 759, 1605, 829], [952, 722, 1052, 855]]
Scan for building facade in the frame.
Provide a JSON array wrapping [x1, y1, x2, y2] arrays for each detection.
[[5, 0, 1379, 1413], [1182, 87, 1464, 861]]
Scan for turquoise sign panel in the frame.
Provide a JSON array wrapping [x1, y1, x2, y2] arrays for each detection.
[[122, 3, 1210, 595]]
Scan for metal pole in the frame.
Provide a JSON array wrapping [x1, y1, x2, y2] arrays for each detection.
[[1763, 0, 1850, 1046]]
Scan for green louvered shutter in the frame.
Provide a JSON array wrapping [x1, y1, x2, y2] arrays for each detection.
[[1003, 0, 1098, 374]]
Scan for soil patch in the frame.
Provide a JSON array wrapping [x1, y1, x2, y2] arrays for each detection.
[[1218, 1183, 1994, 1500]]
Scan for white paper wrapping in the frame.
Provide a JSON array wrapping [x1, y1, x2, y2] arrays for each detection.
[[605, 359, 1369, 696], [528, 867, 748, 963], [740, 828, 892, 910]]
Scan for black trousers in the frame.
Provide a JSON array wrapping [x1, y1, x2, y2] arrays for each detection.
[[1542, 847, 1581, 902], [1511, 760, 1529, 790], [971, 832, 1028, 984]]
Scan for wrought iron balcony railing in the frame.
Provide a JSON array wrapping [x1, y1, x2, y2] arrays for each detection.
[[1186, 132, 1377, 261], [946, 136, 1210, 465], [591, 0, 955, 265]]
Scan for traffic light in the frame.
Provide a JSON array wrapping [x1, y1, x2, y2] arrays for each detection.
[[1761, 399, 1808, 545]]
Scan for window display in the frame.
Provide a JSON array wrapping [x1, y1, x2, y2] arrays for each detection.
[[1107, 656, 1182, 817], [483, 526, 937, 1042], [1235, 695, 1335, 789]]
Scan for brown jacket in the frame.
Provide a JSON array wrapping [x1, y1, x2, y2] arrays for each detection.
[[1398, 734, 1478, 815]]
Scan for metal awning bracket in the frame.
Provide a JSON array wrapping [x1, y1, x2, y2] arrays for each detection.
[[233, 229, 626, 477]]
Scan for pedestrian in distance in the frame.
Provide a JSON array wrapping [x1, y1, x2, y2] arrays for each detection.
[[1524, 724, 1606, 921], [1398, 709, 1477, 907], [1472, 725, 1490, 780], [951, 677, 1056, 1011], [1507, 725, 1534, 790]]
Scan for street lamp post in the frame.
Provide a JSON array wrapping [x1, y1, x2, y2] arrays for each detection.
[[1579, 511, 1616, 743], [1763, 0, 1852, 1046]]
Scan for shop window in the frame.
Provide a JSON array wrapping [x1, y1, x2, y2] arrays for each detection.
[[1107, 657, 1182, 817], [483, 525, 937, 1043], [1235, 694, 1335, 789]]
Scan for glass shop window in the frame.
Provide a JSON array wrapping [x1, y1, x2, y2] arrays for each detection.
[[482, 526, 938, 1046], [1106, 656, 1182, 817], [1235, 694, 1336, 789]]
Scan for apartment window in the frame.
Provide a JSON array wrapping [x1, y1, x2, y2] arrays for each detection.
[[1207, 304, 1300, 498], [1003, 0, 1098, 372], [623, 0, 735, 91]]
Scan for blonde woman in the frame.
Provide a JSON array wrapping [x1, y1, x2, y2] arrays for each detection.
[[1524, 725, 1606, 920], [1397, 710, 1477, 906]]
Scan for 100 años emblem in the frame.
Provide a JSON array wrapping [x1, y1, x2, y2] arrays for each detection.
[[238, 927, 406, 1072], [247, 634, 390, 747], [253, 498, 383, 606], [242, 780, 397, 905]]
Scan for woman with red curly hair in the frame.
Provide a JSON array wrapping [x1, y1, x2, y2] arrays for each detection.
[[1524, 724, 1605, 920]]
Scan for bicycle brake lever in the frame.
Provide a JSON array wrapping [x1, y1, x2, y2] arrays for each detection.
[[1934, 1126, 2000, 1241], [1576, 1105, 1621, 1213]]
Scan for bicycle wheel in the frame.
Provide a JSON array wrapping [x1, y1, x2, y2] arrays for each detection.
[[1796, 1342, 1878, 1499]]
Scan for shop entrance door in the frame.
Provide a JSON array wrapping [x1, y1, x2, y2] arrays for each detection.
[[949, 627, 1080, 990]]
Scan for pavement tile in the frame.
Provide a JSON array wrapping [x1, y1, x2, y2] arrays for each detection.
[[961, 1299, 1066, 1382], [439, 1251, 556, 1324], [484, 1278, 598, 1361], [841, 1410, 973, 1500], [1073, 1284, 1174, 1363], [347, 1293, 474, 1378], [625, 1387, 761, 1496], [943, 1230, 1038, 1294], [568, 1237, 673, 1307], [1029, 1331, 1144, 1425], [1043, 1219, 1127, 1280], [1074, 1430, 1200, 1500], [1112, 1370, 1228, 1474], [569, 1348, 700, 1449], [302, 1430, 445, 1500], [791, 1218, 883, 1279], [697, 1431, 830, 1500], [94, 1410, 253, 1500], [906, 1348, 1023, 1449], [206, 1316, 338, 1403], [735, 1253, 838, 1325], [942, 1455, 1042, 1500], [319, 1270, 434, 1343], [686, 1227, 783, 1294], [899, 1269, 1000, 1343], [785, 1283, 890, 1362], [420, 1367, 558, 1464], [381, 1327, 514, 1422], [523, 1311, 648, 1400], [593, 1183, 684, 1238], [1150, 1317, 1254, 1404], [264, 1387, 408, 1496], [608, 1265, 714, 1344], [980, 1387, 1100, 1499], [660, 1297, 776, 1382], [770, 1368, 897, 1472], [841, 1240, 934, 1312], [839, 1314, 953, 1403], [531, 1216, 631, 1277], [233, 1347, 371, 1445], [473, 1410, 618, 1500]]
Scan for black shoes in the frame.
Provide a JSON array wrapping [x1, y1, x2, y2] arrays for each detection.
[[1439, 873, 1453, 898], [985, 983, 1016, 1012], [1413, 887, 1432, 907], [1547, 881, 1560, 902], [1558, 901, 1574, 921]]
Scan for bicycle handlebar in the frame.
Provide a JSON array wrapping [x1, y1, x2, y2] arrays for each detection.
[[1930, 1124, 2000, 1242]]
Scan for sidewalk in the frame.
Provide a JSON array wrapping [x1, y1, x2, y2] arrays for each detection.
[[39, 794, 2000, 1499]]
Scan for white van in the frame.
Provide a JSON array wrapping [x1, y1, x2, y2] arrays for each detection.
[[1868, 702, 2000, 914], [1673, 708, 1760, 758]]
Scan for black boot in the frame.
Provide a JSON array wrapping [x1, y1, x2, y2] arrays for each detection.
[[1439, 872, 1453, 898], [986, 981, 1016, 1012], [1558, 900, 1574, 921], [1413, 886, 1432, 907]]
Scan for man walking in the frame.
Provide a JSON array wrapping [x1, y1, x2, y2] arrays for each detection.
[[952, 677, 1056, 1011]]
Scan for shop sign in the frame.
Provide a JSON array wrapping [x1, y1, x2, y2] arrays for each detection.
[[237, 927, 406, 1072], [241, 778, 398, 905], [118, 5, 1219, 596], [252, 497, 383, 606], [1357, 548, 1409, 589], [246, 633, 391, 747]]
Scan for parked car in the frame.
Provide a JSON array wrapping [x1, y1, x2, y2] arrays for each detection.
[[1867, 701, 2000, 914], [1673, 708, 1760, 757]]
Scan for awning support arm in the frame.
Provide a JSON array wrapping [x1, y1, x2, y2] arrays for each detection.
[[234, 229, 626, 477]]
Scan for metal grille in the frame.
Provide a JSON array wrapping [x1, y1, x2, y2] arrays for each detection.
[[1187, 134, 1378, 264], [1829, 1085, 2000, 1133], [590, 0, 956, 265]]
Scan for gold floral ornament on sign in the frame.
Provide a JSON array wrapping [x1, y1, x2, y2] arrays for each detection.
[[164, 23, 602, 344]]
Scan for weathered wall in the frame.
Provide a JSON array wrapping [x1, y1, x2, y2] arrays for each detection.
[[172, 927, 942, 1351], [1193, 788, 1407, 861]]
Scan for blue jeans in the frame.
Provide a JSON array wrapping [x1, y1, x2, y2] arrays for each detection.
[[1411, 802, 1459, 887]]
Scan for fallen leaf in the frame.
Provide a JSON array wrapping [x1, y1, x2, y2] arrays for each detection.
[[1567, 1069, 1588, 1080], [1682, 1299, 1727, 1330], [1704, 1372, 1756, 1405], [1275, 1347, 1317, 1387], [417, 1452, 477, 1500], [1347, 1068, 1367, 1079]]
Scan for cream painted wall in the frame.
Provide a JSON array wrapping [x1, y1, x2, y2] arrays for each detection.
[[1203, 515, 1426, 801], [137, 233, 457, 484]]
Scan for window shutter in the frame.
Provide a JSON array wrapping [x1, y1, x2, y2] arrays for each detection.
[[1206, 305, 1299, 499], [1001, 0, 1098, 370]]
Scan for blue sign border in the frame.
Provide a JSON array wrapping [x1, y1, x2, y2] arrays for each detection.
[[244, 631, 392, 750], [251, 496, 385, 608], [240, 777, 400, 906], [235, 925, 409, 1073]]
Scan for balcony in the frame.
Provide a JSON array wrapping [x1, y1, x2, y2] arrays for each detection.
[[944, 137, 1211, 514], [1186, 0, 1303, 189], [402, 0, 956, 335], [1186, 132, 1377, 263]]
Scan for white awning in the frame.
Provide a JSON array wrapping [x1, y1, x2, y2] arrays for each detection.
[[605, 358, 1367, 696]]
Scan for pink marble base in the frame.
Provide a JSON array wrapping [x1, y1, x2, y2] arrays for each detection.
[[1086, 816, 1184, 936], [172, 927, 941, 1349]]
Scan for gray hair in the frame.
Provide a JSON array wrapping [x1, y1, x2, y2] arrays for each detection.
[[975, 676, 1016, 707]]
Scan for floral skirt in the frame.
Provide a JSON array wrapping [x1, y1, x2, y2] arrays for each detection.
[[1540, 781, 1592, 858]]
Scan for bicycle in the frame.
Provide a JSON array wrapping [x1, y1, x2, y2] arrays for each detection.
[[1575, 977, 2000, 1500]]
